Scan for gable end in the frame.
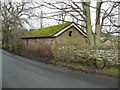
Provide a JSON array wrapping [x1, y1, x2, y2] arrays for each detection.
[[53, 23, 87, 37]]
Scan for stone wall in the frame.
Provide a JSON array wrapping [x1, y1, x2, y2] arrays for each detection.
[[54, 46, 119, 67], [53, 26, 87, 47], [77, 48, 118, 65]]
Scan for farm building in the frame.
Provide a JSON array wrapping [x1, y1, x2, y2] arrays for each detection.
[[22, 22, 87, 50]]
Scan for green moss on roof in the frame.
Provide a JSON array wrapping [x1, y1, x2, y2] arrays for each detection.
[[24, 22, 73, 38]]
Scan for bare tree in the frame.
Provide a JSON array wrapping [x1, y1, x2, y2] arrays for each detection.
[[1, 1, 40, 50], [39, 0, 119, 46]]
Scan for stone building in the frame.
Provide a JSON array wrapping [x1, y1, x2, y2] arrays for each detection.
[[22, 22, 87, 49]]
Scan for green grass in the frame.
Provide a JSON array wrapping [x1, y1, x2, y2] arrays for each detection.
[[97, 67, 119, 77], [50, 60, 119, 77], [66, 63, 88, 71], [50, 60, 89, 71], [24, 22, 72, 37]]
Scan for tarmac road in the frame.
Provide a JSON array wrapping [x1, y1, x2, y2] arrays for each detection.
[[2, 50, 118, 88]]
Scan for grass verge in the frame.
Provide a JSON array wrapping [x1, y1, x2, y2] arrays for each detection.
[[50, 60, 119, 77], [97, 67, 119, 77]]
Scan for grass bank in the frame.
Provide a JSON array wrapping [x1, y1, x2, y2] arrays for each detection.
[[50, 60, 119, 77]]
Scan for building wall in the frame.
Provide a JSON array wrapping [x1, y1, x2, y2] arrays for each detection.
[[52, 26, 87, 48], [23, 26, 87, 49], [23, 38, 52, 49]]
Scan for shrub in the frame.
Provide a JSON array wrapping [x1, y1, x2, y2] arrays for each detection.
[[2, 45, 9, 50], [8, 45, 13, 52], [16, 43, 23, 53], [24, 44, 54, 61], [96, 57, 105, 69]]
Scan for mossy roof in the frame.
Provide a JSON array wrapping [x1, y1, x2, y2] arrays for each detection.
[[23, 22, 73, 38]]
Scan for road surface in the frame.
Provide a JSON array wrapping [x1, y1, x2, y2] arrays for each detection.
[[2, 50, 118, 88]]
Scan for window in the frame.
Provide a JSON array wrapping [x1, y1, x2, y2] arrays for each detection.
[[69, 31, 72, 37]]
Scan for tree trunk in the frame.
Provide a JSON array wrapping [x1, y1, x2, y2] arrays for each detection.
[[85, 1, 94, 46], [95, 25, 101, 46], [95, 0, 102, 46]]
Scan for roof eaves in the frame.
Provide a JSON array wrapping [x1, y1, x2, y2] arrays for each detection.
[[22, 36, 55, 39]]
